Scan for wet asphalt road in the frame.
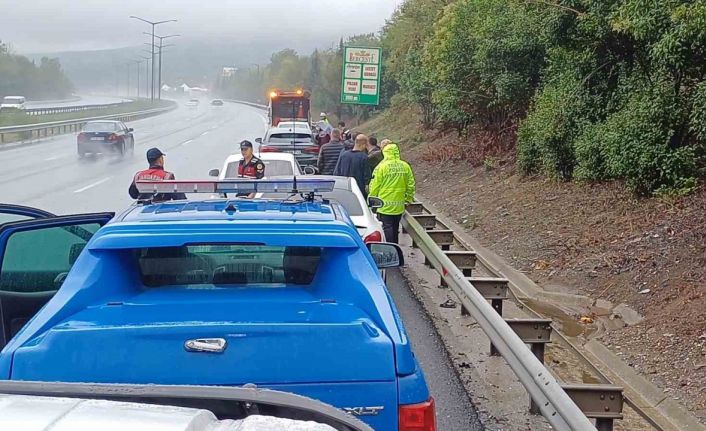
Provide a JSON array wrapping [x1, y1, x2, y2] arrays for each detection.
[[0, 101, 483, 430], [387, 269, 483, 431], [0, 102, 267, 214]]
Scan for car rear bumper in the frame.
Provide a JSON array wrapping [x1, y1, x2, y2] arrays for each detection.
[[77, 141, 120, 153]]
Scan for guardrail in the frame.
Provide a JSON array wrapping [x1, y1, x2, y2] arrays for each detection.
[[24, 102, 127, 116], [224, 99, 267, 110], [402, 205, 624, 431], [0, 104, 176, 144]]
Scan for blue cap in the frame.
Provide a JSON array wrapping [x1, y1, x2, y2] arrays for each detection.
[[146, 147, 165, 162]]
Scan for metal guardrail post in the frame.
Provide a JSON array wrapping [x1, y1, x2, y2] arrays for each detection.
[[402, 212, 596, 430]]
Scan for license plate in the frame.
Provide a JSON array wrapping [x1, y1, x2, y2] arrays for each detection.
[[90, 137, 104, 141], [291, 150, 302, 155]]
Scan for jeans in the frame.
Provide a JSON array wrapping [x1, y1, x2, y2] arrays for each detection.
[[378, 213, 403, 244]]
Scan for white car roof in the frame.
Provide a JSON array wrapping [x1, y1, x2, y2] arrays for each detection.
[[266, 127, 313, 136], [278, 121, 310, 128], [0, 394, 336, 431]]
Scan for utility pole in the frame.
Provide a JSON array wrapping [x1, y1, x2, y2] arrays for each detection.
[[133, 60, 142, 98], [129, 16, 177, 102], [146, 33, 180, 100], [139, 55, 151, 99], [125, 63, 132, 97]]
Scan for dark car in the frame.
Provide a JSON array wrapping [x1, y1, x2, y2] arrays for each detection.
[[255, 126, 319, 168], [77, 121, 134, 158], [210, 99, 224, 106]]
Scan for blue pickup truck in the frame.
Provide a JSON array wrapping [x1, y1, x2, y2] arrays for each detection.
[[0, 179, 436, 431]]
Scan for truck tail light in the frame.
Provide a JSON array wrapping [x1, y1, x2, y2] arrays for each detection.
[[260, 146, 280, 152], [364, 230, 382, 244], [399, 398, 436, 431]]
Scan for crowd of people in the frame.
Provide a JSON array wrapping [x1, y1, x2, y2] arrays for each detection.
[[316, 124, 416, 244], [129, 115, 416, 244]]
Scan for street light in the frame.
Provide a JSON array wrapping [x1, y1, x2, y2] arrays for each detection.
[[138, 55, 152, 98], [124, 62, 133, 97], [132, 60, 143, 98], [129, 15, 177, 102], [146, 33, 180, 100]]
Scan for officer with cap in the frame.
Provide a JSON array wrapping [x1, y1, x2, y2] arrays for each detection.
[[237, 140, 265, 198], [128, 147, 186, 201], [238, 140, 265, 179]]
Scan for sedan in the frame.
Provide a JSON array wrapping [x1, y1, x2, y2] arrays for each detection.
[[262, 175, 384, 243], [209, 152, 303, 180], [77, 121, 134, 158], [255, 127, 319, 168]]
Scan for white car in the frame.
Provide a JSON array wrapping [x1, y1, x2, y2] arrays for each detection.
[[262, 175, 384, 243], [0, 96, 26, 112], [277, 121, 311, 132], [210, 152, 303, 180], [0, 381, 373, 431], [185, 98, 199, 108]]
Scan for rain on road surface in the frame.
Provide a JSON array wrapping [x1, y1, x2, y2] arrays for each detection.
[[0, 101, 482, 430]]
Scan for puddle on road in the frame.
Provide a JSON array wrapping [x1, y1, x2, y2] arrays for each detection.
[[521, 297, 597, 338]]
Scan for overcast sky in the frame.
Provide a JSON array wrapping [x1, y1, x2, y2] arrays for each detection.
[[1, 0, 402, 53]]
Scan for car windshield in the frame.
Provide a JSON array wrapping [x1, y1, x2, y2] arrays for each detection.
[[136, 245, 322, 286], [83, 122, 119, 132], [267, 133, 312, 144], [224, 160, 294, 177]]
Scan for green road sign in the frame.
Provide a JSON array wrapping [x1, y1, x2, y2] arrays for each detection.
[[341, 46, 382, 106]]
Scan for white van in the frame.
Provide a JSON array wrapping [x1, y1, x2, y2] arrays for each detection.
[[0, 96, 27, 112]]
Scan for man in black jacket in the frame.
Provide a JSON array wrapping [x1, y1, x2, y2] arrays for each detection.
[[334, 134, 372, 197], [317, 128, 345, 175], [128, 148, 186, 202]]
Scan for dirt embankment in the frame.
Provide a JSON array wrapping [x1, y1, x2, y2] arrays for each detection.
[[359, 108, 706, 420]]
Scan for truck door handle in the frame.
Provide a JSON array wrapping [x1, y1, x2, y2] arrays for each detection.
[[184, 338, 227, 353]]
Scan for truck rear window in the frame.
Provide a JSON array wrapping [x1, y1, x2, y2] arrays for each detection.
[[136, 245, 321, 287]]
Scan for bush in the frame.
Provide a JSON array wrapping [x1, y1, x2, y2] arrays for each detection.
[[517, 71, 588, 179]]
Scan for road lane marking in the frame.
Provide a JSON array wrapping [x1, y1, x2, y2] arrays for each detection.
[[200, 131, 209, 136], [181, 139, 193, 146], [73, 176, 112, 193], [44, 155, 65, 161]]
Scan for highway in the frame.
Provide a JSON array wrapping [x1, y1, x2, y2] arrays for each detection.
[[0, 102, 266, 214], [0, 101, 483, 430]]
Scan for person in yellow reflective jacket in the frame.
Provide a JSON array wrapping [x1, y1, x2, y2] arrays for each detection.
[[368, 142, 416, 243]]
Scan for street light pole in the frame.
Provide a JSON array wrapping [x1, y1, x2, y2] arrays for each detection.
[[146, 33, 180, 100], [133, 60, 142, 98], [129, 16, 177, 102], [139, 55, 151, 99], [125, 63, 132, 97]]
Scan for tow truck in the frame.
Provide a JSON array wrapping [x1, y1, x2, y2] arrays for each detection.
[[0, 179, 437, 431], [267, 89, 311, 128]]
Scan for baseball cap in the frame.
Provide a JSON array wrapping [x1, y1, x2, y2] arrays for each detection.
[[240, 140, 253, 149], [146, 147, 165, 162], [320, 112, 327, 118]]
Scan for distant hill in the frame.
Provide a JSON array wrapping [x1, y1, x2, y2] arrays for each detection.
[[27, 37, 335, 94]]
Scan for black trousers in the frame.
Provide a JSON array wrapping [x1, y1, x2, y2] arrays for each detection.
[[378, 213, 402, 244]]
